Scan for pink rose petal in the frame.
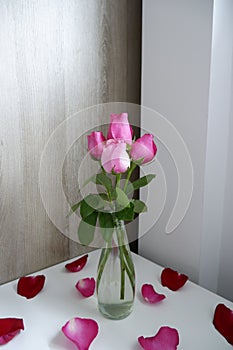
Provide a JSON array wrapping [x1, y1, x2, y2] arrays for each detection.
[[138, 326, 179, 350], [161, 267, 188, 291], [213, 303, 233, 345], [17, 275, 45, 299], [0, 318, 24, 345], [87, 131, 106, 160], [130, 134, 157, 164], [141, 284, 166, 304], [65, 255, 88, 272], [107, 113, 133, 145], [76, 278, 95, 297], [62, 317, 98, 350], [101, 140, 130, 174]]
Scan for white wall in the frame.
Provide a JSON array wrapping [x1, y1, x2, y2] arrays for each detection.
[[199, 0, 233, 300], [140, 0, 233, 301], [140, 0, 212, 282]]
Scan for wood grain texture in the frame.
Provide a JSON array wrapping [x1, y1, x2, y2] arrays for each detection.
[[0, 0, 141, 283]]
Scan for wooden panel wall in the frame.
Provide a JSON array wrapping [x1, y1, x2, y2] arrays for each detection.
[[0, 0, 141, 284]]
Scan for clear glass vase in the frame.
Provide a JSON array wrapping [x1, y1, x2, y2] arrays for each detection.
[[96, 219, 135, 320]]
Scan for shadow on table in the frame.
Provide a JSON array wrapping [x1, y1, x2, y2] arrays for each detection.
[[49, 332, 75, 350]]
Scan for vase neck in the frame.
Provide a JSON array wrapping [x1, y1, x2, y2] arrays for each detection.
[[108, 218, 128, 249]]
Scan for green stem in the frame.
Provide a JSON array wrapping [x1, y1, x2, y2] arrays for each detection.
[[116, 174, 121, 187], [97, 218, 135, 301], [123, 255, 135, 288], [123, 162, 136, 192], [96, 246, 111, 292], [122, 244, 135, 276], [115, 223, 125, 299], [119, 246, 125, 299], [115, 218, 135, 300], [100, 166, 113, 203]]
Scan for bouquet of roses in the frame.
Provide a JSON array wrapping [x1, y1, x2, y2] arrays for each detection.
[[71, 113, 157, 247]]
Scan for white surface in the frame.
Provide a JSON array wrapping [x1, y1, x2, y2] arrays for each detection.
[[199, 0, 233, 300], [140, 0, 214, 283], [0, 250, 232, 349]]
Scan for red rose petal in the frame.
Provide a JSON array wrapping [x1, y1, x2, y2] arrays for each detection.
[[141, 284, 166, 304], [138, 326, 179, 350], [62, 317, 98, 350], [213, 303, 233, 345], [0, 318, 24, 345], [76, 278, 95, 297], [17, 275, 45, 299], [65, 254, 88, 272], [161, 267, 188, 291]]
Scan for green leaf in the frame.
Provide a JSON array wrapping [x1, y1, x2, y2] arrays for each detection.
[[132, 199, 147, 213], [125, 182, 134, 196], [116, 203, 134, 221], [99, 212, 114, 242], [80, 198, 95, 219], [78, 220, 95, 246], [78, 211, 98, 246], [115, 187, 130, 209], [110, 188, 117, 200], [98, 193, 109, 201], [131, 174, 156, 191], [67, 201, 81, 216], [133, 158, 144, 166], [95, 173, 112, 192], [80, 194, 107, 219]]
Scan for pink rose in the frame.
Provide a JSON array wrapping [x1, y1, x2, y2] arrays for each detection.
[[101, 140, 130, 174], [107, 113, 133, 144], [130, 134, 157, 164], [87, 131, 106, 160]]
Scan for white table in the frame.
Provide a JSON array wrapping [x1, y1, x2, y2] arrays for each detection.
[[0, 250, 232, 349]]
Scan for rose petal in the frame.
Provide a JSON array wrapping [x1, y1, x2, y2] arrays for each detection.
[[62, 317, 98, 350], [0, 318, 24, 345], [161, 267, 188, 291], [87, 131, 106, 160], [101, 140, 130, 174], [17, 275, 45, 299], [213, 303, 233, 345], [107, 113, 133, 145], [65, 255, 88, 272], [76, 278, 95, 297], [130, 134, 157, 164], [138, 326, 179, 350], [141, 284, 166, 304]]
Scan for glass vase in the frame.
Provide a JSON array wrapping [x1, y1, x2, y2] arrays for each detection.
[[96, 219, 135, 320]]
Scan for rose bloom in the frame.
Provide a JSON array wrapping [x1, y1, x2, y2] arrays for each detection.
[[130, 134, 157, 164], [107, 113, 133, 145], [87, 131, 106, 160], [101, 140, 130, 174]]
